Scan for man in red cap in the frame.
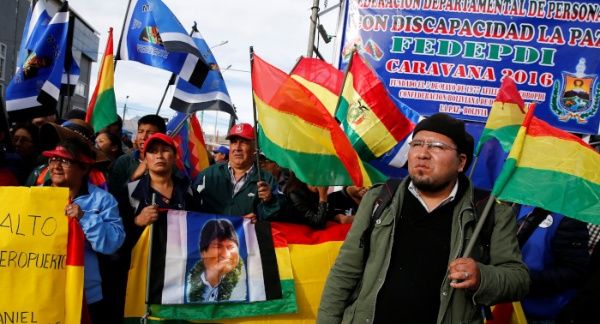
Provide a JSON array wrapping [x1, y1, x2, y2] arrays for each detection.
[[192, 123, 282, 221]]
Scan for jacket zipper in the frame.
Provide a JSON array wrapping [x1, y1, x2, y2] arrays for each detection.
[[368, 206, 398, 323], [439, 205, 475, 323]]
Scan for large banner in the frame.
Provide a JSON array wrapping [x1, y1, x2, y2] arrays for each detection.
[[125, 210, 298, 321], [125, 213, 351, 323], [339, 0, 600, 134], [0, 186, 71, 323]]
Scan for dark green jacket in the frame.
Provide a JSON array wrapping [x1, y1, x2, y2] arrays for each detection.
[[192, 163, 282, 220], [108, 150, 141, 199], [317, 177, 530, 324]]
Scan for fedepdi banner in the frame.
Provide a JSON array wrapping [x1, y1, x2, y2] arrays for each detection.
[[0, 186, 74, 323], [339, 0, 600, 134]]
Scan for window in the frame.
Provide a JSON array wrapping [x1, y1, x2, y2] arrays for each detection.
[[0, 42, 6, 81], [75, 80, 87, 98]]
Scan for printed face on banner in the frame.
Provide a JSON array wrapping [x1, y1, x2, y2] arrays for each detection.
[[184, 216, 248, 304]]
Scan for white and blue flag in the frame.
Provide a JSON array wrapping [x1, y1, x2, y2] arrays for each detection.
[[118, 0, 209, 88], [16, 0, 51, 69], [6, 1, 70, 122], [170, 27, 236, 117]]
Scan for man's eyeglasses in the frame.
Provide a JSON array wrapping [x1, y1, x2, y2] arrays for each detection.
[[48, 156, 75, 168], [408, 140, 457, 152]]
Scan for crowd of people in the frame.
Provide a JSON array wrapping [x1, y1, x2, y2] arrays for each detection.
[[0, 111, 599, 323]]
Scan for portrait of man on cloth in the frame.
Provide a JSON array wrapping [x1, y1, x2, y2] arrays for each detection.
[[185, 217, 248, 303]]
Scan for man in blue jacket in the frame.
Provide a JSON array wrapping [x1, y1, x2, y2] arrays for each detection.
[[193, 123, 282, 221]]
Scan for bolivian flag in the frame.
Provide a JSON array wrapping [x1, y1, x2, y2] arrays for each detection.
[[471, 77, 528, 190], [290, 57, 344, 116], [65, 217, 85, 324], [337, 51, 415, 161], [475, 77, 527, 155], [86, 27, 117, 131], [492, 105, 600, 224], [252, 53, 385, 186]]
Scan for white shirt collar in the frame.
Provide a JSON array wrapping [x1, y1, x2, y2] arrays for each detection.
[[408, 180, 459, 213]]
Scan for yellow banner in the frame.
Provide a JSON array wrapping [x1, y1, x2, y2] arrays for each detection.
[[0, 186, 69, 323]]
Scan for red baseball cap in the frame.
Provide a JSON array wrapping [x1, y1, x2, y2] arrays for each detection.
[[143, 133, 176, 154], [226, 123, 255, 140], [42, 145, 95, 164]]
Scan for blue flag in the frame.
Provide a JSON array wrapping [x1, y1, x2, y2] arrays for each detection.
[[6, 1, 69, 122], [118, 0, 209, 88], [61, 17, 80, 95], [170, 28, 236, 117], [16, 0, 51, 68]]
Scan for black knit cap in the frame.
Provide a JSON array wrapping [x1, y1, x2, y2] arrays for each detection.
[[413, 113, 474, 171]]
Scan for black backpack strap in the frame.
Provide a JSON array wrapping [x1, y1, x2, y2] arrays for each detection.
[[360, 178, 402, 263], [516, 207, 549, 247]]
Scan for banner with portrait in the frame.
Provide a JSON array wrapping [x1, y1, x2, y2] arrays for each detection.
[[125, 210, 297, 321], [0, 186, 77, 323], [339, 0, 600, 134]]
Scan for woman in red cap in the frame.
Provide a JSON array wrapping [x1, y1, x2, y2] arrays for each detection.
[[43, 137, 125, 323], [104, 133, 198, 323]]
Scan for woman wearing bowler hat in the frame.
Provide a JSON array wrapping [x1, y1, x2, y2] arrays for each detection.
[[42, 136, 125, 324]]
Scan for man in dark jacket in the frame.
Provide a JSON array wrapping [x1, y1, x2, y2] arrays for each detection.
[[192, 123, 282, 220], [318, 113, 529, 324], [108, 114, 166, 198]]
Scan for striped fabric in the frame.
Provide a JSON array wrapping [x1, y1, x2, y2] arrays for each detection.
[[493, 105, 600, 224], [252, 53, 385, 187], [124, 220, 351, 324], [86, 28, 118, 131], [166, 113, 210, 179], [65, 217, 85, 324], [337, 51, 415, 161], [475, 77, 527, 155], [124, 212, 297, 322]]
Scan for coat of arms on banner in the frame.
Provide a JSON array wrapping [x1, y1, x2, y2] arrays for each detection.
[[551, 58, 600, 123]]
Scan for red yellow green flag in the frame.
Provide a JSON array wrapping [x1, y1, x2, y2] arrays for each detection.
[[252, 53, 385, 186], [475, 77, 527, 155], [492, 106, 600, 224], [290, 57, 344, 116], [86, 27, 117, 131], [337, 51, 415, 161], [65, 217, 85, 324]]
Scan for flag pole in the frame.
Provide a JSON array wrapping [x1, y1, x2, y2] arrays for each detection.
[[155, 22, 198, 115], [143, 193, 157, 324], [64, 13, 75, 116], [467, 155, 479, 179], [461, 195, 496, 258], [332, 47, 355, 122], [155, 74, 176, 115], [114, 0, 133, 69], [169, 113, 192, 138], [249, 46, 262, 182], [306, 0, 320, 57]]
